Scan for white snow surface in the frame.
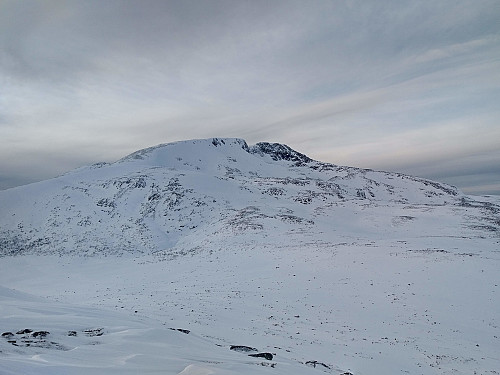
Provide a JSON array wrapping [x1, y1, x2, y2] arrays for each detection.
[[0, 138, 499, 374]]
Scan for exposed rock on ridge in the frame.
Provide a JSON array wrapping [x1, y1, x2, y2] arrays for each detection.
[[249, 142, 313, 164]]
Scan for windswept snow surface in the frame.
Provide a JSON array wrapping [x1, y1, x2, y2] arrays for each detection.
[[1, 138, 499, 374]]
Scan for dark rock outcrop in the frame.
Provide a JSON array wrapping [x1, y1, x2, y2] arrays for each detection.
[[306, 360, 331, 369], [83, 328, 104, 337], [32, 331, 50, 338], [249, 142, 313, 164], [230, 345, 258, 353], [170, 328, 190, 334], [249, 352, 274, 361], [16, 329, 33, 335]]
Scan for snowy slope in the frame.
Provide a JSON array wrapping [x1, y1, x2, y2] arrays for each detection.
[[0, 285, 313, 375], [1, 138, 499, 374]]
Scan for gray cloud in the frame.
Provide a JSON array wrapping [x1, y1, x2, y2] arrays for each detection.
[[1, 0, 499, 194]]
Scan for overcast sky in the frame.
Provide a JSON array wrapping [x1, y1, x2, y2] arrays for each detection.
[[1, 0, 499, 194]]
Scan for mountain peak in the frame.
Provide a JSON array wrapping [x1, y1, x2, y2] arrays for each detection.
[[119, 138, 313, 168], [249, 142, 313, 165], [119, 138, 250, 162]]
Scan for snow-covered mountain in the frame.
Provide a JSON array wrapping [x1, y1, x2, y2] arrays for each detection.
[[1, 138, 499, 374], [0, 137, 474, 257]]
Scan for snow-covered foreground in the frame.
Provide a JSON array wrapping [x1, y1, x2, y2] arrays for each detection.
[[1, 225, 499, 374], [0, 285, 301, 375], [1, 138, 499, 374]]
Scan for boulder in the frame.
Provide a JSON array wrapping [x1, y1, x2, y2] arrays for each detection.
[[249, 352, 274, 361]]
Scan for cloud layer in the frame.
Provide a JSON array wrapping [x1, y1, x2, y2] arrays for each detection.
[[1, 0, 499, 194]]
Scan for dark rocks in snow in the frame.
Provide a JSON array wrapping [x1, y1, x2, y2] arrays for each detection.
[[16, 328, 33, 335], [211, 138, 226, 147], [113, 176, 147, 189], [91, 162, 108, 169], [230, 345, 258, 353], [83, 328, 104, 337], [257, 362, 276, 368], [306, 360, 331, 369], [67, 330, 78, 336], [414, 177, 458, 196], [170, 328, 190, 334], [28, 340, 68, 350], [2, 329, 67, 350], [249, 352, 274, 361], [3, 329, 48, 339], [32, 331, 50, 338], [97, 198, 116, 208], [230, 345, 274, 361], [148, 192, 161, 201]]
